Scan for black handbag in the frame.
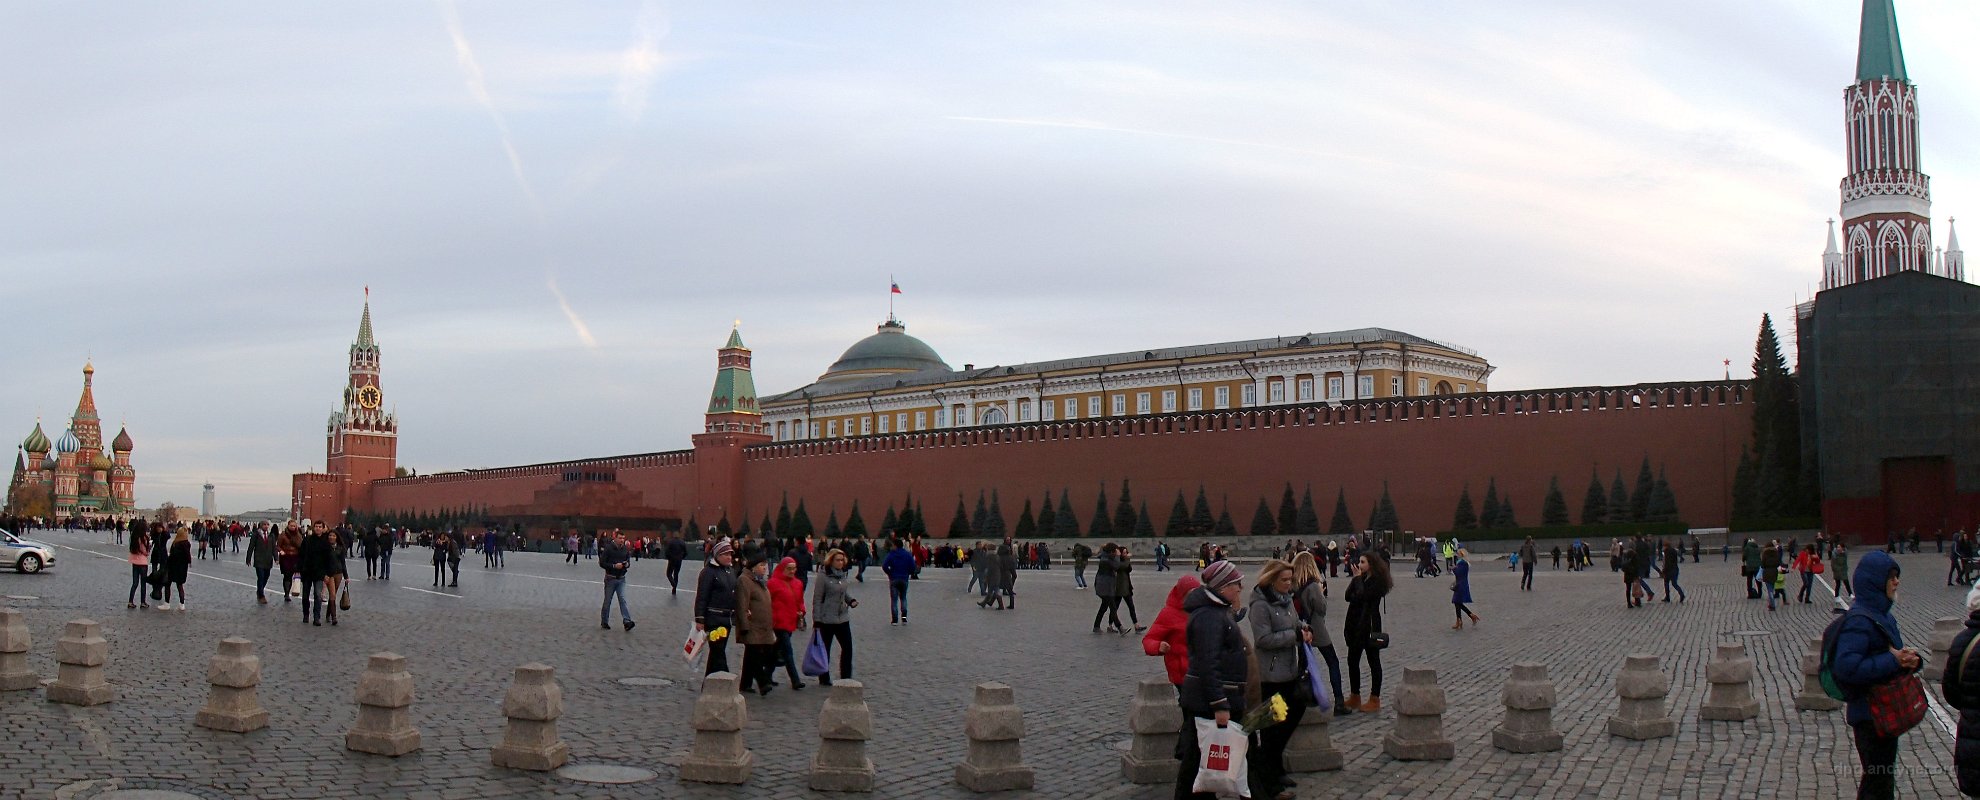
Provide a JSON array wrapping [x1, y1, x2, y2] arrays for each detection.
[[1368, 631, 1390, 650]]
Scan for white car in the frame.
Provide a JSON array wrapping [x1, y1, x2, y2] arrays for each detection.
[[2, 529, 56, 573]]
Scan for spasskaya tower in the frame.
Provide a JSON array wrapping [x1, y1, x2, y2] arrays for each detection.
[[292, 292, 398, 523]]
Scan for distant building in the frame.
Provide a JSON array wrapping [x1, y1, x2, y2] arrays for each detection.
[[8, 362, 137, 519], [201, 483, 216, 518], [230, 508, 291, 525], [291, 296, 399, 525]]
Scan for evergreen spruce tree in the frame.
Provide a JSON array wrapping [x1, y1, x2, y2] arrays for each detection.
[[948, 497, 971, 540], [685, 514, 699, 539], [1191, 486, 1215, 534], [1749, 313, 1810, 517], [1649, 465, 1679, 522], [1296, 486, 1321, 540], [821, 510, 839, 540], [1629, 456, 1655, 522], [1499, 497, 1518, 529], [1541, 477, 1570, 526], [1480, 479, 1502, 529], [1328, 488, 1355, 536], [880, 506, 898, 538], [1277, 483, 1299, 543], [1113, 480, 1138, 540], [1055, 489, 1080, 538], [1452, 485, 1479, 531], [986, 493, 1007, 540], [791, 501, 814, 539], [717, 515, 732, 537], [1214, 506, 1238, 538], [1035, 491, 1056, 536], [776, 494, 792, 539], [1089, 485, 1114, 539], [912, 503, 928, 538], [1135, 501, 1156, 538], [1607, 469, 1630, 523], [844, 502, 868, 540], [1166, 492, 1191, 538], [1732, 448, 1757, 521], [1374, 483, 1400, 532], [1014, 499, 1037, 539], [1581, 469, 1608, 525], [972, 491, 989, 539], [739, 518, 753, 537], [1249, 498, 1276, 537], [759, 512, 774, 541]]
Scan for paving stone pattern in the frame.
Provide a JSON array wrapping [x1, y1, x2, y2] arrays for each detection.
[[0, 530, 1966, 798]]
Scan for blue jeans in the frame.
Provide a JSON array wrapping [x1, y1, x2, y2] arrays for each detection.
[[302, 579, 325, 621], [255, 566, 272, 599], [889, 580, 909, 621], [602, 577, 632, 626], [379, 550, 392, 579]]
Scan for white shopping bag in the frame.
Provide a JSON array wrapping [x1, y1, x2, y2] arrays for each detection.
[[287, 577, 301, 598], [682, 626, 708, 671], [1191, 717, 1251, 798]]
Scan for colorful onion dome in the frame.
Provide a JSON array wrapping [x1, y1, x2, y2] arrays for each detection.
[[112, 426, 133, 453], [22, 422, 49, 453], [54, 427, 79, 454], [89, 451, 111, 471]]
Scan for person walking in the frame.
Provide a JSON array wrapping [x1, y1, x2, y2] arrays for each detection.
[[1450, 549, 1479, 629], [884, 538, 916, 623], [769, 556, 807, 691], [446, 531, 462, 587], [363, 527, 380, 579], [1761, 541, 1783, 611], [564, 531, 580, 565], [299, 523, 333, 625], [737, 555, 777, 697], [323, 530, 348, 626], [1835, 542, 1852, 601], [996, 539, 1019, 610], [376, 526, 393, 580], [1091, 543, 1122, 633], [1833, 550, 1923, 800], [247, 524, 276, 604], [126, 525, 150, 609], [431, 531, 449, 587], [664, 533, 688, 595], [1116, 546, 1144, 632], [1793, 544, 1824, 605], [1939, 580, 1980, 797], [1344, 552, 1391, 713], [599, 531, 635, 631], [695, 540, 741, 676], [1742, 538, 1762, 599], [1289, 552, 1348, 717], [1173, 561, 1272, 800], [1518, 537, 1536, 591], [1072, 542, 1091, 588], [1141, 573, 1200, 689], [165, 528, 192, 610], [809, 549, 857, 685], [1661, 541, 1687, 603], [277, 524, 301, 603], [1248, 559, 1307, 800]]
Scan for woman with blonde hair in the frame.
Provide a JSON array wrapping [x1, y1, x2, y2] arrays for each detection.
[[809, 548, 858, 685], [1247, 558, 1306, 800], [1290, 551, 1347, 715]]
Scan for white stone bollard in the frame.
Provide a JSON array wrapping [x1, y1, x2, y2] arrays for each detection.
[[346, 652, 422, 756], [1282, 694, 1344, 772], [680, 672, 752, 784], [1608, 654, 1675, 740], [1700, 643, 1761, 721], [1382, 667, 1454, 761], [491, 663, 569, 771], [1924, 617, 1962, 681], [955, 682, 1035, 791], [45, 620, 112, 706], [0, 608, 34, 691], [1492, 662, 1564, 753], [1120, 678, 1181, 783], [195, 637, 269, 732], [1796, 637, 1845, 712], [809, 679, 876, 792]]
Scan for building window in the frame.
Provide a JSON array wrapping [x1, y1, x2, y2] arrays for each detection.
[[1241, 384, 1257, 407], [1134, 393, 1150, 414], [1018, 399, 1034, 422], [1390, 377, 1402, 396], [808, 422, 819, 438], [1358, 376, 1374, 397], [1187, 388, 1202, 411], [934, 408, 947, 428], [1327, 377, 1342, 399], [1112, 395, 1127, 416], [1214, 386, 1230, 409], [1417, 377, 1429, 396], [860, 417, 871, 435], [916, 411, 928, 430], [1297, 378, 1314, 402], [1161, 390, 1177, 413], [878, 415, 889, 434], [827, 420, 838, 438], [897, 413, 906, 432], [981, 406, 1006, 425], [955, 405, 969, 426], [1041, 399, 1054, 421], [1088, 396, 1101, 418], [776, 421, 786, 440], [1268, 380, 1285, 403], [1457, 384, 1468, 394]]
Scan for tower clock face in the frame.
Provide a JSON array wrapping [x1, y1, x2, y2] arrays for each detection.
[[358, 385, 382, 410]]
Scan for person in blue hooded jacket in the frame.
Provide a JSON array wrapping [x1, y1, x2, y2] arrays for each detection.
[[1832, 549, 1925, 800], [882, 539, 917, 625]]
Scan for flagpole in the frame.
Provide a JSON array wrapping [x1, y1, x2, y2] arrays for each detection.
[[889, 274, 895, 322]]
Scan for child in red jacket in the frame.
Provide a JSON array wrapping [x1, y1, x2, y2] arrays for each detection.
[[1141, 575, 1201, 685]]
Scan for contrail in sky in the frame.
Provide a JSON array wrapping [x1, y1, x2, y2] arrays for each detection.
[[613, 1, 669, 124], [546, 276, 599, 349], [437, 0, 541, 217]]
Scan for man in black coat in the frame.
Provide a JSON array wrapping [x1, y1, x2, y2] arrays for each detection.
[[1175, 561, 1267, 800], [664, 533, 688, 595], [695, 540, 741, 675], [299, 523, 334, 625]]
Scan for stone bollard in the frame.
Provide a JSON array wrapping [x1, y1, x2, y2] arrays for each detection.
[[680, 672, 752, 784], [346, 652, 421, 756], [0, 608, 34, 691], [1492, 662, 1564, 753], [955, 682, 1035, 791], [809, 679, 876, 792], [1120, 678, 1182, 782], [1608, 654, 1675, 739], [1382, 667, 1454, 761], [45, 620, 112, 706], [1283, 695, 1344, 772], [1924, 617, 1962, 681], [1699, 643, 1761, 721], [195, 637, 268, 732], [491, 663, 569, 771], [1795, 637, 1845, 711]]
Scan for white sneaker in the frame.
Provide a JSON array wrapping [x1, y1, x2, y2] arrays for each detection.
[[176, 603, 186, 612]]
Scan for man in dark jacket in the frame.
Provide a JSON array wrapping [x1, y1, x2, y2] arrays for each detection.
[[664, 534, 688, 595], [695, 540, 741, 675], [851, 538, 871, 582], [299, 523, 334, 625], [1175, 561, 1261, 800], [1834, 550, 1922, 800], [1072, 543, 1092, 588], [375, 527, 394, 580], [247, 524, 277, 604], [788, 537, 814, 588], [1939, 583, 1980, 797], [1741, 538, 1763, 598], [884, 539, 918, 623], [600, 531, 635, 631]]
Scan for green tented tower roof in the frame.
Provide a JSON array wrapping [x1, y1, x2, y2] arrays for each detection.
[[1856, 0, 1908, 82], [707, 328, 760, 415]]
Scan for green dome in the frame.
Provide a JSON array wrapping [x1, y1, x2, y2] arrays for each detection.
[[819, 320, 951, 382], [22, 422, 49, 453]]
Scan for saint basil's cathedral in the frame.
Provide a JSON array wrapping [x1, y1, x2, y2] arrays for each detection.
[[8, 363, 137, 519]]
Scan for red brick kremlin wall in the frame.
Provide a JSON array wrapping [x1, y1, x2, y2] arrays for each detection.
[[370, 381, 1752, 536]]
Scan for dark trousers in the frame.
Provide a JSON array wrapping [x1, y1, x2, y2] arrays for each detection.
[[1521, 562, 1534, 590], [302, 579, 325, 621], [1253, 679, 1306, 793], [741, 642, 777, 693], [1316, 644, 1345, 707], [1120, 596, 1141, 625], [433, 561, 444, 585], [666, 559, 683, 592], [448, 560, 460, 585], [1094, 596, 1122, 631], [774, 629, 803, 685], [255, 566, 272, 599], [128, 564, 147, 605], [704, 637, 730, 676], [1347, 641, 1382, 697], [380, 551, 391, 579], [1799, 572, 1815, 603], [1173, 703, 1262, 800], [365, 555, 378, 578], [1664, 576, 1685, 602], [814, 621, 853, 680], [1852, 721, 1898, 800]]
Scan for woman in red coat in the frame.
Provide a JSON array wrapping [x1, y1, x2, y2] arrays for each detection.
[[1141, 574, 1201, 685], [768, 557, 809, 690]]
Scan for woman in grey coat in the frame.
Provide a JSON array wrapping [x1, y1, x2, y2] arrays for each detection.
[[1291, 551, 1348, 715], [809, 550, 858, 684], [1114, 546, 1143, 632], [1091, 543, 1121, 633], [1249, 559, 1309, 799]]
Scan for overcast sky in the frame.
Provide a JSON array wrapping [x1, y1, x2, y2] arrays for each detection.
[[4, 1, 1976, 513]]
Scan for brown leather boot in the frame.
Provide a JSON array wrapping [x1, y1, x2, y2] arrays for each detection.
[[1344, 693, 1362, 711], [1361, 696, 1381, 712]]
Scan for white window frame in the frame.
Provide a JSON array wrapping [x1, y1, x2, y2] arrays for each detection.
[[1088, 396, 1101, 417], [1241, 384, 1258, 407], [934, 408, 947, 428], [1133, 392, 1148, 414], [1417, 377, 1429, 396], [1390, 376, 1402, 396], [1160, 390, 1176, 413], [1065, 398, 1078, 419], [1112, 394, 1127, 416], [1358, 376, 1374, 398], [1457, 384, 1468, 394], [1214, 386, 1230, 409], [1297, 378, 1314, 402], [897, 413, 906, 431], [827, 420, 838, 438], [1187, 388, 1202, 411], [859, 417, 871, 435], [955, 405, 969, 426], [1041, 399, 1054, 421], [1268, 380, 1285, 403], [1327, 377, 1342, 400], [1018, 399, 1034, 422], [916, 411, 928, 430], [809, 422, 820, 438], [878, 415, 889, 434]]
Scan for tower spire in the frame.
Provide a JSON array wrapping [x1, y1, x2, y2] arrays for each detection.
[[1857, 0, 1908, 82], [356, 291, 375, 350]]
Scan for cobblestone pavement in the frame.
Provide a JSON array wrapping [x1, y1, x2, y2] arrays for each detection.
[[0, 530, 1969, 799]]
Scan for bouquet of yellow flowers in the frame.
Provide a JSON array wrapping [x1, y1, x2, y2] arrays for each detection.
[[1238, 693, 1290, 734], [709, 626, 729, 643]]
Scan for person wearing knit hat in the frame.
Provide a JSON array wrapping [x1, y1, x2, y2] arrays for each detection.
[[1176, 557, 1271, 799], [737, 554, 777, 696], [696, 537, 742, 676], [1199, 559, 1242, 593], [1949, 580, 1980, 796]]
